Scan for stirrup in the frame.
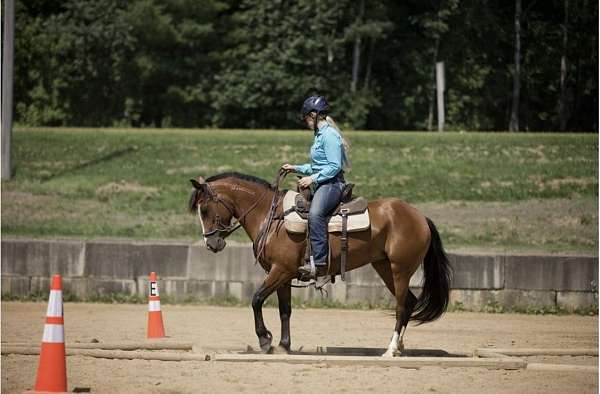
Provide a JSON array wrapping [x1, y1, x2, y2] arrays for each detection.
[[298, 256, 323, 282], [298, 256, 316, 280]]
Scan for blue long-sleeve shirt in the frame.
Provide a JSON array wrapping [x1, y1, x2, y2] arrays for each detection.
[[295, 123, 347, 185]]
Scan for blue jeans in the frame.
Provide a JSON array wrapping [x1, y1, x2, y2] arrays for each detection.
[[309, 179, 344, 266]]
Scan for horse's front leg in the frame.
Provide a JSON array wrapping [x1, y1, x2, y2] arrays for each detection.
[[251, 266, 294, 353], [274, 282, 292, 353]]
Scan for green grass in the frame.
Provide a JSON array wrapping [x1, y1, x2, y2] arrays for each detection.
[[1, 128, 597, 252], [2, 293, 596, 315], [448, 301, 598, 316]]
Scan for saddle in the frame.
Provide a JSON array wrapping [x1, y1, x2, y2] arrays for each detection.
[[282, 186, 371, 282], [282, 191, 370, 234], [293, 184, 369, 219]]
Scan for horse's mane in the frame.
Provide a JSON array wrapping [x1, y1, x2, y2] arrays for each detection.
[[206, 172, 274, 190], [188, 172, 274, 213]]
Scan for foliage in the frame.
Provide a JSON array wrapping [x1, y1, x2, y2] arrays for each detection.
[[12, 0, 598, 131]]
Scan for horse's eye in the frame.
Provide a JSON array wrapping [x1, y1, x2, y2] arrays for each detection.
[[200, 206, 208, 215]]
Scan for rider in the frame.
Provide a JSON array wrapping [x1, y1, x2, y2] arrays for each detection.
[[282, 95, 350, 280]]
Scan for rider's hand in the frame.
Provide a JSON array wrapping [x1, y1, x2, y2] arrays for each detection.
[[281, 164, 295, 172], [298, 176, 313, 189]]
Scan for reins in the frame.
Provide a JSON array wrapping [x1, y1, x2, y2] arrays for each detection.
[[201, 183, 270, 238], [252, 169, 289, 269], [202, 169, 333, 295], [256, 169, 332, 295]]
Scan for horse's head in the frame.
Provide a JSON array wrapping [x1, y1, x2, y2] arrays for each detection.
[[188, 177, 236, 253]]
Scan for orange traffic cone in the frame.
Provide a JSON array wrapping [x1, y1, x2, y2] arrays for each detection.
[[147, 272, 166, 338], [33, 274, 67, 393]]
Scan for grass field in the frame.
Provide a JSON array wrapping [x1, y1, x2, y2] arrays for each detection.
[[1, 128, 597, 253]]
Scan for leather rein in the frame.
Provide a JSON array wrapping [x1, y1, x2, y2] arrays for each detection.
[[199, 183, 268, 238], [200, 170, 334, 293], [199, 170, 289, 240], [252, 169, 290, 270]]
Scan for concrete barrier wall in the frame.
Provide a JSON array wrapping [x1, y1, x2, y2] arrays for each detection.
[[1, 238, 598, 310]]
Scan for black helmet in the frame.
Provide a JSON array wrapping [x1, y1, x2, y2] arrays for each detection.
[[301, 95, 330, 117]]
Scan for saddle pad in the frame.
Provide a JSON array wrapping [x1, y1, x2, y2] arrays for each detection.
[[282, 190, 371, 234]]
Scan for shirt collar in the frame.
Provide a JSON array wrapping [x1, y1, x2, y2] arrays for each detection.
[[315, 122, 329, 135]]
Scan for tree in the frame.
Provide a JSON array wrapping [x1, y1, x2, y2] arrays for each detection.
[[122, 0, 228, 127], [509, 0, 521, 132], [15, 0, 135, 126], [558, 0, 569, 131], [11, 0, 598, 131]]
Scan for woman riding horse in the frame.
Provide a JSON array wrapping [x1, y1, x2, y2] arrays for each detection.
[[188, 100, 452, 357], [282, 95, 350, 280]]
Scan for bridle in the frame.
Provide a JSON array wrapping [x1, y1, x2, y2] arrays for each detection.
[[197, 183, 270, 239], [195, 170, 290, 273]]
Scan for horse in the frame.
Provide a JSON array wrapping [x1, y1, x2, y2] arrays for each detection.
[[188, 171, 452, 357]]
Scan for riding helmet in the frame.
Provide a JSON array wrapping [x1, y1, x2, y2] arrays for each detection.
[[301, 96, 330, 117]]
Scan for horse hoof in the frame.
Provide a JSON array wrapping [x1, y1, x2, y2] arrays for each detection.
[[382, 349, 402, 358], [260, 344, 274, 354], [258, 330, 273, 353]]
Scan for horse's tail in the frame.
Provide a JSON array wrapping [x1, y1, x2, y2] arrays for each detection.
[[411, 217, 452, 324]]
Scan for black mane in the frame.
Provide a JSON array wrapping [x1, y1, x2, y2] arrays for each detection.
[[205, 172, 274, 190]]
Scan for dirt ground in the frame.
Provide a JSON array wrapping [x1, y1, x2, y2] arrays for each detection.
[[1, 302, 598, 393]]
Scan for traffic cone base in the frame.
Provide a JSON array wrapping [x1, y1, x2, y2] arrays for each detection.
[[34, 343, 67, 392], [147, 312, 166, 338]]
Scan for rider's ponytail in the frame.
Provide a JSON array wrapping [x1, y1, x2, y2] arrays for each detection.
[[326, 115, 351, 170]]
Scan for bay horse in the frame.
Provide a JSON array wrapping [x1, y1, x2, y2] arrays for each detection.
[[188, 171, 452, 356]]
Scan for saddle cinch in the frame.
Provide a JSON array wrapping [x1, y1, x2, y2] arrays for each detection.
[[282, 188, 370, 234]]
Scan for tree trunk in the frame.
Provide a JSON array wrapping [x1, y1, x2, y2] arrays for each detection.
[[351, 0, 365, 93], [2, 0, 15, 180], [509, 0, 521, 132], [363, 38, 375, 90], [427, 36, 441, 131], [436, 62, 445, 132], [559, 0, 569, 131]]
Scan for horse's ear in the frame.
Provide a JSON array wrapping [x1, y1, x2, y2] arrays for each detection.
[[190, 178, 205, 190]]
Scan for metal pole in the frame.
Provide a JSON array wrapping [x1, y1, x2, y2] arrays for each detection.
[[2, 0, 15, 180], [436, 61, 445, 132]]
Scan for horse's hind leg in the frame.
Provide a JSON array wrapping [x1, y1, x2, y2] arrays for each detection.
[[372, 260, 417, 357], [372, 260, 418, 332]]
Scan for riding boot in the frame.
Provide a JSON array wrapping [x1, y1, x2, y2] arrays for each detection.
[[297, 261, 327, 281]]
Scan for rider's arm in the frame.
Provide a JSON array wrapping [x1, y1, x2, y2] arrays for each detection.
[[294, 163, 313, 175]]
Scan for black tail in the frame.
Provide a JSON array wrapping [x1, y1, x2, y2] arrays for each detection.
[[411, 218, 452, 324]]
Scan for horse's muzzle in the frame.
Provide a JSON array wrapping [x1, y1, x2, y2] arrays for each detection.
[[206, 236, 226, 253]]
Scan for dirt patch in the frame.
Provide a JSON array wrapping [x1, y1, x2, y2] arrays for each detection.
[[1, 303, 597, 393], [165, 165, 211, 175], [95, 182, 158, 201], [545, 177, 597, 190], [528, 176, 597, 192], [242, 159, 273, 167]]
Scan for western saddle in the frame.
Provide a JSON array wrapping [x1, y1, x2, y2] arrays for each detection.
[[284, 183, 370, 281]]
